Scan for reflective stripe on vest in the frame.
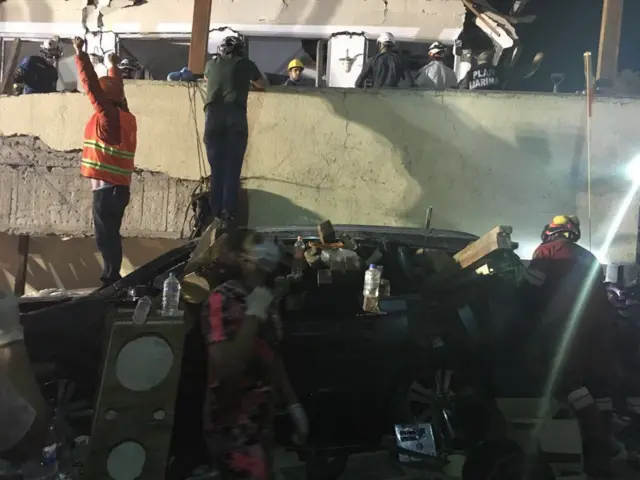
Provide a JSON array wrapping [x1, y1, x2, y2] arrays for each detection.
[[80, 110, 137, 186]]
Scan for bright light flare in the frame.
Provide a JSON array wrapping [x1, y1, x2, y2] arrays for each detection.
[[626, 155, 640, 184], [533, 163, 640, 444]]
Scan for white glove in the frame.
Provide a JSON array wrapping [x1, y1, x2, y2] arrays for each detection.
[[0, 290, 23, 347], [288, 403, 309, 445], [245, 287, 273, 321]]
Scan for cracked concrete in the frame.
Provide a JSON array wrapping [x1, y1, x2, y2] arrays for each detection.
[[0, 135, 199, 239], [1, 83, 640, 263]]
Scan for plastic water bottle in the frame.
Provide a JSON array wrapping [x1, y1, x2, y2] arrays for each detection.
[[363, 264, 381, 298], [161, 272, 181, 317], [292, 236, 306, 278], [132, 296, 152, 324], [22, 422, 60, 479]]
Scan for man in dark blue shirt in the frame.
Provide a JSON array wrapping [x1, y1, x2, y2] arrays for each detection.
[[203, 36, 267, 229], [13, 38, 62, 95], [355, 32, 414, 89]]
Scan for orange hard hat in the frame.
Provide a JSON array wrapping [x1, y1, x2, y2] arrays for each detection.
[[99, 77, 124, 103]]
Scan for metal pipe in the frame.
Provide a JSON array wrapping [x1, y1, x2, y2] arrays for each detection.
[[315, 39, 324, 87]]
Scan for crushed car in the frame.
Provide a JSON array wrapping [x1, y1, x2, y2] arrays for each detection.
[[18, 222, 577, 479]]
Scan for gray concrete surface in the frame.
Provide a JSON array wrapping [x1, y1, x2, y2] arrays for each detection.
[[0, 135, 199, 239]]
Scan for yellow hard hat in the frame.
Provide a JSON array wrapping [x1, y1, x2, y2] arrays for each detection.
[[551, 215, 580, 227], [288, 59, 304, 71]]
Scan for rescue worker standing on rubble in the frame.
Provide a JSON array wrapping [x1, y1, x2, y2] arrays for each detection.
[[283, 59, 305, 86], [0, 289, 49, 462], [459, 50, 502, 91], [74, 37, 137, 287], [355, 32, 414, 89], [13, 37, 62, 95], [415, 42, 457, 90], [204, 36, 267, 230], [201, 229, 309, 479], [520, 215, 618, 478]]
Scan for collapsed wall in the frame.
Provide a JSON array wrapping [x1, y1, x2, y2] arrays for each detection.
[[0, 83, 639, 264], [0, 135, 199, 239]]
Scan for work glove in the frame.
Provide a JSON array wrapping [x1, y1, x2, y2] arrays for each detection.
[[288, 403, 309, 445], [0, 290, 23, 347], [245, 287, 274, 321]]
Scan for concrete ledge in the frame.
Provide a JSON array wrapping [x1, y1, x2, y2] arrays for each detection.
[[1, 85, 639, 262]]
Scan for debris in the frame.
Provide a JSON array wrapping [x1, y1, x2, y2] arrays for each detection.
[[364, 249, 383, 267], [317, 220, 337, 244], [304, 246, 322, 267], [453, 225, 516, 269]]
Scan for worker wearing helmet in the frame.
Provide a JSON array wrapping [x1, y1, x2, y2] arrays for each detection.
[[355, 32, 414, 89], [519, 215, 618, 477], [415, 42, 457, 90], [74, 37, 137, 287], [12, 37, 62, 95], [202, 229, 308, 479], [284, 58, 304, 86], [118, 57, 149, 80], [459, 49, 502, 91], [204, 35, 268, 230]]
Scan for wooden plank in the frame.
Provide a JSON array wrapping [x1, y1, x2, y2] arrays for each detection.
[[596, 0, 624, 84], [453, 225, 515, 269], [13, 235, 30, 297], [187, 0, 213, 75], [1, 38, 23, 95]]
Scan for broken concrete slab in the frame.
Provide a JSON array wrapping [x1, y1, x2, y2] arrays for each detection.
[[0, 135, 199, 239]]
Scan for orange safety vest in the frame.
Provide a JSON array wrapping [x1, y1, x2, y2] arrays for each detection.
[[80, 110, 137, 186]]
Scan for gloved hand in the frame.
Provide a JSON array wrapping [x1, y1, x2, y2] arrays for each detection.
[[245, 287, 274, 321], [288, 403, 309, 445], [0, 290, 23, 347]]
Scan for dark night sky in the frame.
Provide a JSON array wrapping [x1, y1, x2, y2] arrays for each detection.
[[504, 0, 640, 91], [620, 1, 640, 71]]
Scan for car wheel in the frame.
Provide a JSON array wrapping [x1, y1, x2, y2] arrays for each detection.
[[390, 367, 495, 450], [43, 377, 94, 441], [304, 453, 349, 480]]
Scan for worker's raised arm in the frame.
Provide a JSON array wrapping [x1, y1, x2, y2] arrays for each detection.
[[355, 58, 373, 88], [73, 37, 110, 116], [106, 52, 123, 84]]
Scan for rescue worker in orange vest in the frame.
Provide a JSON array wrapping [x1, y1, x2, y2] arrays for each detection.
[[519, 215, 618, 478], [73, 37, 137, 287]]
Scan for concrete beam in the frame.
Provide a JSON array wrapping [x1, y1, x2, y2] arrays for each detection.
[[0, 135, 198, 239], [0, 0, 465, 42]]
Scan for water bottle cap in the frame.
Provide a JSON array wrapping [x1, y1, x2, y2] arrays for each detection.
[[369, 264, 376, 269]]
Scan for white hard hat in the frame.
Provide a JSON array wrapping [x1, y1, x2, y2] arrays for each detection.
[[118, 58, 139, 70], [41, 39, 56, 50], [41, 37, 63, 58], [428, 42, 447, 56], [377, 32, 396, 45]]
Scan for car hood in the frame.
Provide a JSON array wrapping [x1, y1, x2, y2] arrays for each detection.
[[257, 224, 478, 249], [18, 225, 477, 306]]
